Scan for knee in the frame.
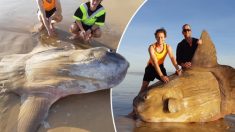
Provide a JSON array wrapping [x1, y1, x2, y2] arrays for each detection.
[[53, 14, 63, 22], [70, 23, 78, 34], [37, 12, 43, 22], [93, 29, 102, 38], [56, 15, 63, 22]]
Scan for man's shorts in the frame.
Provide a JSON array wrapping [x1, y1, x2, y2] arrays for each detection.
[[74, 21, 92, 31], [45, 8, 56, 18], [143, 63, 167, 82], [38, 8, 56, 19]]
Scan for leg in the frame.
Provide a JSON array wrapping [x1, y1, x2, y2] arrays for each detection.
[[37, 12, 45, 31], [128, 65, 154, 119], [139, 64, 154, 94], [37, 10, 55, 36], [47, 17, 52, 27], [155, 64, 167, 82], [50, 12, 63, 31], [92, 28, 102, 38], [47, 17, 54, 32], [138, 81, 150, 95], [69, 23, 81, 40], [127, 81, 149, 119], [51, 11, 63, 23]]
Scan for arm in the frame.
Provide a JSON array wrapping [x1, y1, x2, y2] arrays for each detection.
[[167, 45, 182, 75], [75, 20, 85, 32], [73, 6, 86, 38], [149, 45, 169, 83], [176, 43, 191, 69], [36, 0, 53, 36], [176, 43, 183, 67], [75, 20, 86, 38]]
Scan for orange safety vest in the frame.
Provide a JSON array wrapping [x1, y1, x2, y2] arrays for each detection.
[[148, 43, 168, 65], [42, 0, 56, 11]]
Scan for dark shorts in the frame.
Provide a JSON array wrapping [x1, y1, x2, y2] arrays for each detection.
[[38, 8, 56, 18], [143, 64, 167, 82], [45, 8, 56, 18], [74, 21, 92, 31]]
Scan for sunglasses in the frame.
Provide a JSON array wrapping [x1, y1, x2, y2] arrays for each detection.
[[183, 29, 191, 32]]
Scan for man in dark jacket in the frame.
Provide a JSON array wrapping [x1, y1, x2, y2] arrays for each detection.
[[176, 24, 202, 69]]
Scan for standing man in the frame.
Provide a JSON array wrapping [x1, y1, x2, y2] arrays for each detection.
[[36, 0, 63, 36], [69, 0, 106, 41], [176, 24, 202, 69]]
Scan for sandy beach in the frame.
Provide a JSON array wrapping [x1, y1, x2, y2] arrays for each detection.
[[0, 0, 143, 132]]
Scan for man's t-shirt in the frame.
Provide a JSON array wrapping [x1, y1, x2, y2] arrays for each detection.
[[176, 38, 198, 65]]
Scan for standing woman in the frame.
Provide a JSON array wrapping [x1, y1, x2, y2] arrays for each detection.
[[128, 28, 182, 118], [139, 28, 181, 94], [36, 0, 63, 36]]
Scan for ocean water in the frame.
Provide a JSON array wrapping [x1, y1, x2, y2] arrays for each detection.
[[112, 72, 143, 117], [112, 72, 235, 132]]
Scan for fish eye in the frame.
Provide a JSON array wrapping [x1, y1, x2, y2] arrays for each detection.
[[163, 98, 170, 113]]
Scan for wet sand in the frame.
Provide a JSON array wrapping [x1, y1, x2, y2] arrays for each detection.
[[0, 0, 143, 132]]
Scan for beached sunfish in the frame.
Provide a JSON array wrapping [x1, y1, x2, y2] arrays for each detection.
[[0, 47, 129, 132], [134, 31, 235, 122]]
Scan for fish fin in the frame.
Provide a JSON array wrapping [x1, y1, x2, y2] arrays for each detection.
[[192, 30, 218, 68], [18, 95, 51, 132]]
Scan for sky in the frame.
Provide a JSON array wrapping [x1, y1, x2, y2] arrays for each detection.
[[118, 0, 235, 72]]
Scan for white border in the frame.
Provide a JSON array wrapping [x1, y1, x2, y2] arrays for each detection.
[[110, 0, 148, 132]]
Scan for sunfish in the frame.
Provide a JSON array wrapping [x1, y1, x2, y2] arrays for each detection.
[[0, 47, 129, 131], [134, 31, 235, 122]]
